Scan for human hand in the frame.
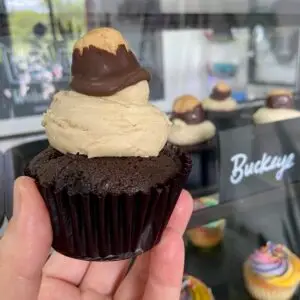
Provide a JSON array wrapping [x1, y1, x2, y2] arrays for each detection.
[[0, 176, 193, 300]]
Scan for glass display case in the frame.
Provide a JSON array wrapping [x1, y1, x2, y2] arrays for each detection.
[[1, 1, 300, 299]]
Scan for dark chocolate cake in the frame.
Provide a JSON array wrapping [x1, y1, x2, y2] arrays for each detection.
[[25, 143, 182, 196]]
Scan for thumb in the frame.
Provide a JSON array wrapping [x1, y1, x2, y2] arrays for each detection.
[[0, 176, 52, 300]]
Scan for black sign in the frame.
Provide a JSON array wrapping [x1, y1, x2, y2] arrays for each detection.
[[219, 118, 300, 203]]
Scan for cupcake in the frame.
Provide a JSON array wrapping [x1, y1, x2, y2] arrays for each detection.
[[169, 95, 216, 148], [168, 95, 217, 192], [253, 89, 300, 124], [181, 275, 214, 300], [202, 82, 238, 130], [186, 195, 225, 249], [25, 28, 191, 261], [243, 242, 300, 300]]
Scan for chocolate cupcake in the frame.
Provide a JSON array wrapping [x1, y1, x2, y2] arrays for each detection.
[[168, 95, 217, 192], [202, 82, 239, 130], [253, 89, 300, 124], [25, 28, 191, 261]]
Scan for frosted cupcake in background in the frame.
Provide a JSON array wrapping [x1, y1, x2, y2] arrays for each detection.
[[186, 195, 226, 249], [168, 95, 217, 191], [202, 82, 238, 130], [169, 95, 216, 149], [181, 275, 215, 300], [243, 242, 300, 300], [253, 89, 300, 124], [202, 82, 237, 112]]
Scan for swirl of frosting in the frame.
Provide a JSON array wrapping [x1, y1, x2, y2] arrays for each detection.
[[43, 28, 170, 158], [249, 242, 289, 278], [43, 81, 170, 158]]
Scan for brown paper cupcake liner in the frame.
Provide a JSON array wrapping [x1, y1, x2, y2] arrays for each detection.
[[35, 150, 191, 261]]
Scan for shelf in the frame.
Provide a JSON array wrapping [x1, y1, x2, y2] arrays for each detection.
[[92, 12, 300, 29], [187, 181, 300, 229]]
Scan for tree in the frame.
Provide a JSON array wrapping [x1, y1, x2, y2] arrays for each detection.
[[0, 0, 12, 48], [43, 0, 86, 39]]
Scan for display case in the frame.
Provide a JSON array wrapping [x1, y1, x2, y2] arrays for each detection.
[[2, 1, 300, 299]]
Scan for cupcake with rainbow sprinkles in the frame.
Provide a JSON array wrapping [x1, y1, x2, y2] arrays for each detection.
[[243, 242, 300, 300], [181, 275, 214, 300]]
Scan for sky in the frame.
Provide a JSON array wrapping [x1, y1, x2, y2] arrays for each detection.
[[6, 0, 49, 13], [5, 0, 84, 13]]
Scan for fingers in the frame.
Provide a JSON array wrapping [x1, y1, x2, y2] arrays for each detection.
[[80, 260, 130, 296], [143, 228, 184, 300], [42, 252, 89, 286], [0, 177, 52, 300], [166, 189, 194, 235], [114, 254, 150, 300], [115, 189, 193, 300], [38, 278, 80, 300]]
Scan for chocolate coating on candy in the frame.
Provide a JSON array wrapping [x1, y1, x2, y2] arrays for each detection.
[[210, 82, 231, 101], [172, 105, 205, 125], [70, 28, 150, 96], [171, 95, 205, 124], [266, 90, 293, 109]]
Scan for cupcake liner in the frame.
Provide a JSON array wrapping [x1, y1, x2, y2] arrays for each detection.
[[35, 150, 191, 261]]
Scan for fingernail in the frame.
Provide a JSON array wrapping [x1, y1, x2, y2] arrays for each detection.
[[13, 178, 24, 219]]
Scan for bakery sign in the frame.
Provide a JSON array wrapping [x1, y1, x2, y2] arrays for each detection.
[[230, 152, 295, 185], [219, 117, 300, 203]]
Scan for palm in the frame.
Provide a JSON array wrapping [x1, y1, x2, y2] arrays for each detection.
[[40, 247, 174, 300]]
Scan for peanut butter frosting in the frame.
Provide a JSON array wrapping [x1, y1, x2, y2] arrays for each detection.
[[253, 108, 300, 124], [169, 96, 216, 146], [202, 98, 237, 111], [168, 119, 215, 146], [43, 28, 170, 158], [202, 82, 237, 111], [254, 89, 300, 124]]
